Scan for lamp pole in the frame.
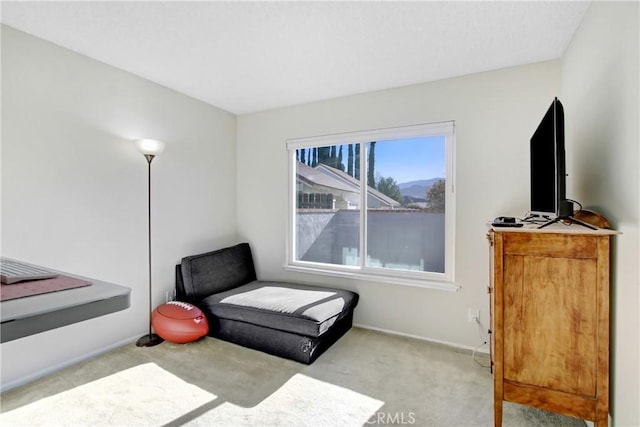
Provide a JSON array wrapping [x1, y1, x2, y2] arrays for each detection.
[[134, 139, 165, 347]]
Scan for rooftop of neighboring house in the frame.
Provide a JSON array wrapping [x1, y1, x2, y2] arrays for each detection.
[[296, 161, 401, 208]]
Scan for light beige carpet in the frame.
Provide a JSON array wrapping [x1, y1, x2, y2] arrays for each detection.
[[0, 363, 216, 426], [0, 327, 586, 426]]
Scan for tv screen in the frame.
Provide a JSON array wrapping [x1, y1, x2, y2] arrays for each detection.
[[530, 97, 565, 218]]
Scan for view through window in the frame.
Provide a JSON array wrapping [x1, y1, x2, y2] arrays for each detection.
[[288, 122, 455, 284]]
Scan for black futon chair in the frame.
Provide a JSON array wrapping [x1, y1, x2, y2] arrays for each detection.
[[175, 243, 359, 364]]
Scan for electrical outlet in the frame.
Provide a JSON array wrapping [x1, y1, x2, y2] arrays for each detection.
[[165, 290, 176, 303], [468, 308, 480, 323]]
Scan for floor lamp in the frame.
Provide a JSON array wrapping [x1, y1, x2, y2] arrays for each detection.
[[134, 138, 165, 347]]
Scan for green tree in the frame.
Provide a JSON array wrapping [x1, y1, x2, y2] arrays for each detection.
[[347, 144, 354, 176], [368, 141, 376, 188], [318, 146, 330, 165], [310, 145, 345, 170], [354, 144, 360, 180], [327, 146, 335, 168], [426, 179, 445, 212], [377, 176, 403, 204]]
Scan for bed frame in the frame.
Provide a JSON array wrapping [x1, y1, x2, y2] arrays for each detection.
[[175, 243, 358, 364]]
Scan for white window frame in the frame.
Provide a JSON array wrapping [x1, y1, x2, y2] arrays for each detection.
[[285, 122, 457, 291]]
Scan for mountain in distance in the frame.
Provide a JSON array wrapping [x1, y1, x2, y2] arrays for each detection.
[[398, 178, 443, 198]]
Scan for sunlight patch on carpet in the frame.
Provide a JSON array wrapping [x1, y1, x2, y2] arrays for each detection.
[[183, 373, 384, 426], [0, 363, 216, 426]]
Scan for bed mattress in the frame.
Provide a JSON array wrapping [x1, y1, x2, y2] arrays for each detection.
[[201, 281, 357, 337]]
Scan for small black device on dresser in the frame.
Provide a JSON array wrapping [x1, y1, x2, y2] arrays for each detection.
[[492, 216, 524, 227]]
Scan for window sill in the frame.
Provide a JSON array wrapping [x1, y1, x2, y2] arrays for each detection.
[[283, 263, 460, 292]]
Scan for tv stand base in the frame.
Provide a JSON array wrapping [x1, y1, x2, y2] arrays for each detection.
[[538, 215, 598, 230]]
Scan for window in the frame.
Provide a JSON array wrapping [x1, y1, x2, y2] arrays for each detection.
[[286, 122, 456, 290]]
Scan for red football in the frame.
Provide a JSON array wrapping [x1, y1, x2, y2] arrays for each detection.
[[152, 301, 209, 343]]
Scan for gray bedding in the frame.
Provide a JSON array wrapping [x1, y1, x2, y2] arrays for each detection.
[[201, 281, 357, 337], [221, 286, 345, 320]]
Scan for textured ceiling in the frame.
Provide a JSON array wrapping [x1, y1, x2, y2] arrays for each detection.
[[0, 1, 590, 114]]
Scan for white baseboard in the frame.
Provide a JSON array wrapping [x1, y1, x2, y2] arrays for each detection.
[[354, 323, 490, 355], [0, 334, 140, 392]]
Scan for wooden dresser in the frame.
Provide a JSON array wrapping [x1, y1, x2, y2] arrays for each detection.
[[488, 224, 617, 427]]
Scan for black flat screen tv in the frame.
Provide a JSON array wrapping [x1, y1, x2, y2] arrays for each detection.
[[530, 97, 567, 218]]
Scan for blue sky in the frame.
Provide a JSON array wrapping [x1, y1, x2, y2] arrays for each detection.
[[299, 136, 445, 184], [371, 136, 445, 184]]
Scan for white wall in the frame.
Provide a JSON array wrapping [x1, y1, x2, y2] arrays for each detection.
[[0, 26, 238, 388], [562, 2, 639, 425], [4, 6, 636, 422], [237, 61, 561, 349]]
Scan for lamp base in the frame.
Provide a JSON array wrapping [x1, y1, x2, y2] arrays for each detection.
[[136, 333, 164, 347]]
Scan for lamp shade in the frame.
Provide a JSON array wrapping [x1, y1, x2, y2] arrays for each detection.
[[134, 139, 165, 156]]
